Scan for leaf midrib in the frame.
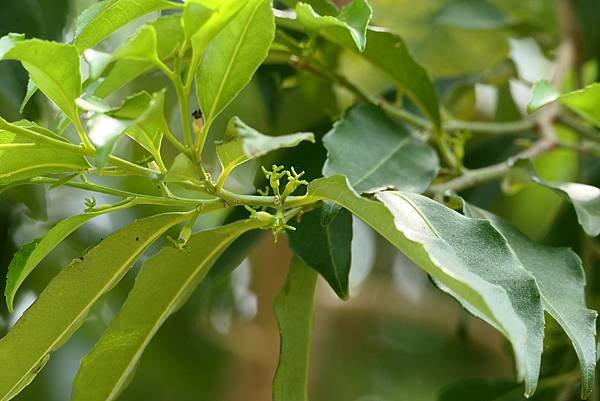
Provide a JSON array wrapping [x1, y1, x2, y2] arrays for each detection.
[[2, 214, 187, 401], [352, 135, 411, 189], [205, 0, 263, 125], [104, 229, 249, 400]]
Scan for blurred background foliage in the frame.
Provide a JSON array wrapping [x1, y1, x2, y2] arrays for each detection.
[[0, 0, 599, 400]]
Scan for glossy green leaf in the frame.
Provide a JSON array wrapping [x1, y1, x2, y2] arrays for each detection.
[[196, 0, 275, 129], [73, 0, 177, 53], [272, 256, 318, 401], [71, 218, 265, 401], [217, 117, 314, 181], [323, 103, 438, 193], [0, 34, 81, 124], [463, 203, 597, 398], [288, 204, 352, 299], [91, 15, 184, 98], [182, 1, 216, 42], [528, 81, 600, 127], [4, 199, 138, 313], [313, 25, 440, 127], [295, 0, 373, 51], [305, 176, 544, 396], [19, 79, 37, 114], [0, 212, 190, 401], [0, 121, 88, 185]]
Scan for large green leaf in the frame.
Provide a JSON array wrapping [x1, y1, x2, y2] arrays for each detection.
[[0, 34, 81, 124], [323, 103, 438, 193], [91, 15, 184, 98], [319, 27, 441, 128], [0, 212, 190, 401], [73, 0, 177, 52], [0, 121, 88, 185], [216, 117, 314, 182], [463, 203, 597, 398], [186, 0, 246, 80], [71, 218, 265, 401], [4, 199, 138, 313], [304, 176, 544, 396], [288, 204, 352, 299], [272, 256, 318, 401], [528, 81, 600, 127], [196, 0, 275, 129], [295, 0, 373, 51]]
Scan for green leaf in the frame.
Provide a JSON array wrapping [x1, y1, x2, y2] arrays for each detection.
[[323, 103, 438, 193], [86, 92, 154, 168], [309, 24, 440, 128], [528, 81, 600, 127], [560, 83, 600, 127], [4, 199, 137, 313], [182, 1, 216, 42], [295, 0, 373, 51], [532, 178, 600, 237], [305, 176, 544, 396], [217, 117, 314, 180], [73, 0, 177, 53], [272, 256, 318, 401], [111, 24, 159, 62], [281, 0, 338, 16], [164, 153, 200, 184], [71, 218, 265, 401], [196, 0, 275, 129], [288, 204, 352, 299], [0, 34, 81, 124], [463, 203, 597, 398], [19, 79, 37, 114], [91, 15, 184, 98], [0, 212, 189, 401], [124, 91, 169, 161], [0, 121, 88, 185], [526, 80, 560, 114]]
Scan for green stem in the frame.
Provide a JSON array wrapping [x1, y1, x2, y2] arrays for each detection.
[[73, 118, 95, 151], [428, 138, 556, 194], [174, 80, 195, 152]]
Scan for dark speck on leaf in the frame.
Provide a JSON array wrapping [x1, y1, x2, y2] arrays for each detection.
[[80, 256, 84, 261], [192, 110, 203, 119], [135, 237, 139, 241]]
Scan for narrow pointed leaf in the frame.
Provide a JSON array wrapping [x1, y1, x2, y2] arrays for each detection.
[[164, 153, 200, 184], [0, 34, 81, 124], [304, 176, 544, 396], [71, 218, 265, 401], [288, 205, 352, 299], [323, 103, 438, 193], [0, 122, 88, 185], [217, 117, 314, 177], [92, 15, 184, 98], [73, 0, 177, 52], [0, 212, 189, 401], [295, 0, 373, 51], [273, 256, 318, 401], [196, 0, 275, 128], [282, 0, 338, 15], [464, 203, 597, 398], [5, 199, 137, 313]]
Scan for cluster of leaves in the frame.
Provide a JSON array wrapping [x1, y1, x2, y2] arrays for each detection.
[[0, 0, 599, 400]]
